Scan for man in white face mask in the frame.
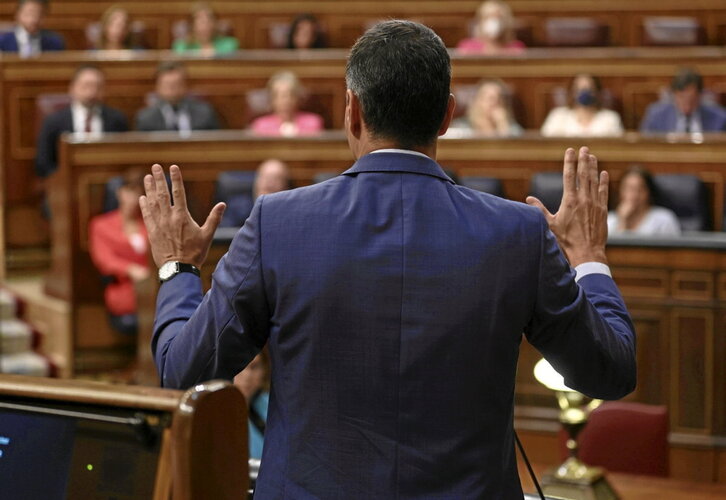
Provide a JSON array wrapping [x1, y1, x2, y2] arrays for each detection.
[[456, 0, 526, 55]]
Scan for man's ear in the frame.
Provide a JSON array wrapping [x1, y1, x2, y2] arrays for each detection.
[[346, 89, 362, 139], [437, 93, 457, 137]]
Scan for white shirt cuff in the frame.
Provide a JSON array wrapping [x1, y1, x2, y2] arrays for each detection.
[[574, 262, 612, 282]]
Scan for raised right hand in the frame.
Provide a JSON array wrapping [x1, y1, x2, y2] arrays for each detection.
[[526, 147, 609, 268]]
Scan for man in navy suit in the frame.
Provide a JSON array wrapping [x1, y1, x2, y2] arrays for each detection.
[[141, 21, 636, 499], [35, 65, 128, 178], [0, 0, 64, 57], [640, 68, 726, 133]]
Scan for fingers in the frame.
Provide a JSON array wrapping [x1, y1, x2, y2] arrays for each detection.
[[576, 146, 591, 202], [201, 202, 227, 238], [169, 165, 187, 212], [526, 196, 554, 223], [588, 153, 599, 201], [152, 164, 171, 216], [562, 148, 577, 198], [598, 170, 609, 208], [139, 195, 155, 231]]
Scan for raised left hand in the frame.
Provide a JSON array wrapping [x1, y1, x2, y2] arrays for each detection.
[[139, 164, 226, 269]]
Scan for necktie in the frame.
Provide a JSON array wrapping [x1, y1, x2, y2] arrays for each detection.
[[85, 109, 93, 133], [684, 115, 691, 133]]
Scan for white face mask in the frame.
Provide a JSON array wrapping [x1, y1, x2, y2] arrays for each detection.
[[481, 17, 504, 39]]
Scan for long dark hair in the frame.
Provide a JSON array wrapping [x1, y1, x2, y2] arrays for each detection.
[[286, 13, 326, 49]]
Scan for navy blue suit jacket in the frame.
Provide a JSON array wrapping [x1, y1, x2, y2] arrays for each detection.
[[0, 30, 65, 52], [35, 105, 129, 178], [640, 100, 726, 133], [153, 152, 636, 499]]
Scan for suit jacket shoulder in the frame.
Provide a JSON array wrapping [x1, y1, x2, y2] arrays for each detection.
[[40, 30, 65, 51], [35, 106, 74, 177], [187, 97, 220, 130], [700, 103, 726, 131], [101, 105, 129, 132], [135, 105, 165, 131], [0, 31, 18, 51]]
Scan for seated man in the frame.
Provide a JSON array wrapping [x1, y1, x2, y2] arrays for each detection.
[[88, 170, 150, 335], [219, 158, 291, 227], [0, 0, 64, 56], [135, 61, 220, 133], [35, 65, 129, 178], [640, 68, 726, 133]]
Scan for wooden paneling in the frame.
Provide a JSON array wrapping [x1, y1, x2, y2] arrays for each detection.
[[44, 132, 726, 481], [4, 48, 726, 259], [5, 1, 726, 49]]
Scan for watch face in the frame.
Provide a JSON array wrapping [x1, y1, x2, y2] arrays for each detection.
[[159, 261, 178, 281]]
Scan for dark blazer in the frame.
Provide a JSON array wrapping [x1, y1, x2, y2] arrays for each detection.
[[0, 29, 65, 52], [134, 97, 220, 132], [640, 100, 726, 133], [35, 105, 128, 178], [152, 152, 636, 499]]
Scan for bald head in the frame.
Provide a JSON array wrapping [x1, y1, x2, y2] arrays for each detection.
[[254, 159, 290, 198]]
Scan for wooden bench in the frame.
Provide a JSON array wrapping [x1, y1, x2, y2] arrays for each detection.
[[4, 0, 726, 49], [4, 47, 726, 262]]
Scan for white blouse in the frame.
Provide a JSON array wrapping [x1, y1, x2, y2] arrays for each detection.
[[607, 206, 682, 236], [541, 107, 624, 137]]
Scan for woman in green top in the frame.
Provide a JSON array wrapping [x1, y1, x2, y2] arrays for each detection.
[[173, 2, 239, 56]]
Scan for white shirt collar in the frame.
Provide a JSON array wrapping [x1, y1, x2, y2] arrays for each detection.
[[369, 148, 431, 160]]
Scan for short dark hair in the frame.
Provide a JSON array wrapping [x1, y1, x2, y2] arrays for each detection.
[[671, 68, 703, 93], [71, 64, 103, 83], [346, 20, 451, 149], [155, 60, 187, 81]]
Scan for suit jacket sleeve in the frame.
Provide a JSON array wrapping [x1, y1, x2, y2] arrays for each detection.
[[639, 103, 658, 133], [152, 199, 271, 389], [524, 215, 636, 400], [106, 108, 129, 132], [35, 114, 61, 178]]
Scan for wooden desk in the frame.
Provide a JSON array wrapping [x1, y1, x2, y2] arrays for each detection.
[[0, 374, 248, 500], [518, 463, 726, 499], [4, 48, 726, 255], [41, 131, 726, 481]]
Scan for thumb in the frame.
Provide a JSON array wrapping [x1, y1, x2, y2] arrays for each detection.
[[526, 196, 553, 221], [201, 202, 226, 238]]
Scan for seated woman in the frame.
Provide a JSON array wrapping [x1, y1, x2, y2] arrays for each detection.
[[450, 79, 522, 136], [89, 170, 150, 335], [287, 13, 327, 49], [250, 71, 324, 137], [234, 352, 270, 459], [173, 2, 239, 56], [541, 74, 624, 137], [92, 5, 146, 50], [608, 166, 681, 236], [456, 0, 525, 55]]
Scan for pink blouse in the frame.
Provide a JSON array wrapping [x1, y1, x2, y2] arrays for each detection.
[[456, 38, 525, 55], [251, 112, 324, 137]]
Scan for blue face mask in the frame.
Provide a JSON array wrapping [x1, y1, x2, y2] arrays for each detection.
[[576, 89, 598, 107]]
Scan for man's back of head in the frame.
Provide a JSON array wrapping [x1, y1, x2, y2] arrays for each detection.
[[346, 20, 451, 150]]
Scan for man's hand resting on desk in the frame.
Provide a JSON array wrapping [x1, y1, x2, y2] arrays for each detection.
[[526, 146, 609, 268], [139, 164, 226, 269]]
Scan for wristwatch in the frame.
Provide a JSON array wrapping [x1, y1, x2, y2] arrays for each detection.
[[158, 261, 200, 283]]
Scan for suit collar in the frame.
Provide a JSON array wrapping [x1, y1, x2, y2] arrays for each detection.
[[342, 151, 454, 184]]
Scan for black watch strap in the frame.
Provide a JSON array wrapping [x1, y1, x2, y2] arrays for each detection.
[[159, 261, 200, 283]]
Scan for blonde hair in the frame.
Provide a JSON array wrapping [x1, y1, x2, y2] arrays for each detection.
[[99, 5, 130, 49], [267, 70, 303, 96], [467, 78, 515, 127], [476, 0, 516, 44]]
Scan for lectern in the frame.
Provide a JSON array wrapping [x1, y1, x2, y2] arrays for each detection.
[[0, 375, 248, 500]]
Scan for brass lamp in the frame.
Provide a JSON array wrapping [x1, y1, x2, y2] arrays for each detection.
[[533, 359, 619, 500]]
